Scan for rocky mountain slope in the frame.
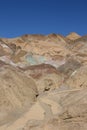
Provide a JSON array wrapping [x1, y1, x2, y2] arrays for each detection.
[[0, 33, 87, 130]]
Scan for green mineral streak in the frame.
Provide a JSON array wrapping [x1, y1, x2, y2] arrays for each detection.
[[26, 55, 37, 65], [39, 56, 46, 63], [25, 55, 46, 65]]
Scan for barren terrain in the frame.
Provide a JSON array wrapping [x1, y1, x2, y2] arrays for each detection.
[[0, 32, 87, 130]]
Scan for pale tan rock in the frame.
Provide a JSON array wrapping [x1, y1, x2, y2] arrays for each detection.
[[0, 65, 37, 126], [66, 32, 81, 40], [66, 65, 87, 88]]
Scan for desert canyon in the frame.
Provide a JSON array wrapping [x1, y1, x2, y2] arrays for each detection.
[[0, 32, 87, 130]]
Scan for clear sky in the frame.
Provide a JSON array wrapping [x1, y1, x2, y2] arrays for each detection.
[[0, 0, 87, 38]]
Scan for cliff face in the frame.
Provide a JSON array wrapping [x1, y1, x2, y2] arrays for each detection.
[[0, 33, 87, 130]]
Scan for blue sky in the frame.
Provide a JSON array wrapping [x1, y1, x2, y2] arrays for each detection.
[[0, 0, 87, 38]]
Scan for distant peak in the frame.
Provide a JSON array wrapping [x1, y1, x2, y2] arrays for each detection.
[[66, 32, 81, 40], [47, 33, 58, 38]]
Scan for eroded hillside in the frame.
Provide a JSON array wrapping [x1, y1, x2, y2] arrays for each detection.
[[0, 33, 87, 130]]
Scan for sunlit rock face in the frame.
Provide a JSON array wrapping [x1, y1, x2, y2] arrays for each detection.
[[66, 32, 81, 40], [0, 33, 87, 130]]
